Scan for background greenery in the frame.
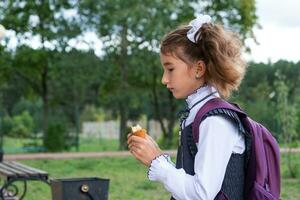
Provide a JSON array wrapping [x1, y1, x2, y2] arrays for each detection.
[[0, 0, 261, 150], [0, 0, 298, 151]]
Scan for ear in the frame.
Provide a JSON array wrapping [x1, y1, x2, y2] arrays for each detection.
[[194, 60, 206, 78]]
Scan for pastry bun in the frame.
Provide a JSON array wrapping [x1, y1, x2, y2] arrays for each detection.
[[131, 124, 147, 138]]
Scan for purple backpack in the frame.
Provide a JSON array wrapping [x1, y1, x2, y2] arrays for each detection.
[[192, 98, 281, 200]]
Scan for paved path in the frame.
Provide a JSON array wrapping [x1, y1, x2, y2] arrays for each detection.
[[4, 150, 178, 161], [4, 148, 300, 161]]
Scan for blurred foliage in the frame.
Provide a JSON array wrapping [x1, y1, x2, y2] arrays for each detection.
[[1, 111, 34, 138], [2, 1, 298, 151], [274, 71, 299, 178], [44, 121, 67, 152], [78, 0, 259, 148]]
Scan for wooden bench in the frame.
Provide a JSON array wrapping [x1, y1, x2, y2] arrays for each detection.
[[0, 161, 49, 200]]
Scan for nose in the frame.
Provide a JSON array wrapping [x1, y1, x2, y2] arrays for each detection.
[[161, 71, 168, 85]]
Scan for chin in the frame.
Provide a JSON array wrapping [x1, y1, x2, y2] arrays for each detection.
[[172, 93, 186, 99]]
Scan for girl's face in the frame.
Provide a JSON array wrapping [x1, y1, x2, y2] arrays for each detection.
[[160, 53, 204, 99]]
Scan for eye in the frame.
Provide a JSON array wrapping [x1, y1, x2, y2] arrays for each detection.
[[168, 68, 174, 72]]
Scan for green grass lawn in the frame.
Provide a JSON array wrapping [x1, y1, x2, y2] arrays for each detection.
[[10, 154, 300, 200], [3, 136, 119, 153], [72, 137, 119, 152]]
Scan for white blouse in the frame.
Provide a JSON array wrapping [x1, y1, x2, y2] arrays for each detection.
[[148, 85, 245, 200]]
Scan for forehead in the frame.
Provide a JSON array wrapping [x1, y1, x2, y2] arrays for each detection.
[[160, 52, 189, 67], [160, 54, 178, 68], [160, 53, 176, 63], [160, 46, 195, 65]]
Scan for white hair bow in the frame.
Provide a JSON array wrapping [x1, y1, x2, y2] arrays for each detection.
[[187, 15, 212, 43]]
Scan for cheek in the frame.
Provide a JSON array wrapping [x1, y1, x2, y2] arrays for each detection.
[[187, 68, 195, 78]]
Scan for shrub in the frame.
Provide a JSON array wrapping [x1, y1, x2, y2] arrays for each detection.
[[1, 115, 13, 136], [44, 122, 67, 152], [4, 111, 34, 138]]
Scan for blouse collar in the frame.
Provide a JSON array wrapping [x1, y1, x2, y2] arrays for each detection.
[[185, 85, 219, 109]]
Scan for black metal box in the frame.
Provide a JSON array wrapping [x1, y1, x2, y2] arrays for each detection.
[[51, 177, 109, 200]]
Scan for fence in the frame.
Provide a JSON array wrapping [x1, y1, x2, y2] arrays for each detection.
[[82, 120, 165, 140]]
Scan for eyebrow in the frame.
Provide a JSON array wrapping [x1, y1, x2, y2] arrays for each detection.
[[163, 62, 173, 66]]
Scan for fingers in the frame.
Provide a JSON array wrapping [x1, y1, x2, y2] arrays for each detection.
[[128, 141, 145, 152], [127, 134, 145, 164], [127, 135, 141, 154], [130, 148, 138, 158], [128, 144, 142, 161], [127, 135, 145, 144], [128, 137, 160, 167], [130, 148, 147, 165], [128, 135, 157, 150], [128, 142, 138, 150]]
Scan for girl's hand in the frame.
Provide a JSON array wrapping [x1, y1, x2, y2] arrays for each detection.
[[127, 134, 162, 167]]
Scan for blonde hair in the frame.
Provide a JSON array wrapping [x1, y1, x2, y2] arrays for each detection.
[[160, 23, 247, 99]]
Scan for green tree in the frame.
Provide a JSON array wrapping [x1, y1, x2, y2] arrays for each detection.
[[203, 0, 258, 47], [0, 0, 81, 145], [78, 0, 196, 149], [79, 0, 259, 148], [275, 71, 299, 178], [235, 60, 300, 137], [50, 49, 102, 150]]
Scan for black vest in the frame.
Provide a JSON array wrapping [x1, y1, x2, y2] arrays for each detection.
[[171, 108, 249, 200]]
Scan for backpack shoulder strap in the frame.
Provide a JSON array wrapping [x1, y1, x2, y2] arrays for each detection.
[[192, 98, 247, 143]]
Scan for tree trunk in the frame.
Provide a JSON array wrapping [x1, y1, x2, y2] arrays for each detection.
[[42, 66, 49, 146], [74, 102, 80, 151], [40, 28, 49, 147], [151, 73, 167, 137], [118, 25, 129, 150], [119, 102, 128, 150]]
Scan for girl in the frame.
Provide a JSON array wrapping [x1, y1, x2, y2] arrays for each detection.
[[128, 14, 247, 200]]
